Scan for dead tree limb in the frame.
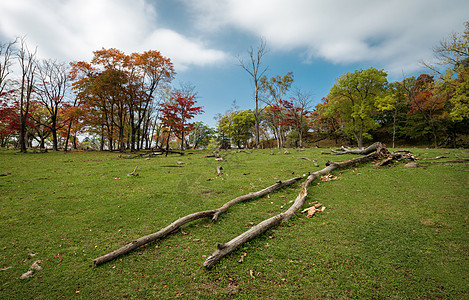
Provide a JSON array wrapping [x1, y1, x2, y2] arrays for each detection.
[[127, 166, 138, 176], [203, 150, 382, 269], [330, 142, 380, 155], [216, 166, 223, 176], [93, 176, 302, 266], [419, 158, 469, 164], [211, 177, 302, 221], [422, 156, 449, 160]]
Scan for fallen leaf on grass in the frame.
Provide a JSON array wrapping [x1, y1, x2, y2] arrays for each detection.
[[249, 270, 255, 278], [1, 266, 12, 271], [320, 174, 337, 181]]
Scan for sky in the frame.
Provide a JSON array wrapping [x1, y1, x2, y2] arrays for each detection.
[[0, 0, 467, 127]]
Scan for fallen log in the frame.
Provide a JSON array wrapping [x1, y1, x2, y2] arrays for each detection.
[[423, 156, 449, 160], [330, 142, 381, 155], [93, 176, 302, 266], [203, 150, 382, 269], [419, 158, 469, 164]]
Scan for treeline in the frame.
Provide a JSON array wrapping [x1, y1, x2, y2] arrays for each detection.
[[216, 22, 469, 149], [0, 40, 204, 152], [1, 23, 468, 151]]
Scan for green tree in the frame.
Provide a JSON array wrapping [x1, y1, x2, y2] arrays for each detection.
[[328, 67, 388, 148], [188, 121, 215, 149], [218, 109, 255, 148]]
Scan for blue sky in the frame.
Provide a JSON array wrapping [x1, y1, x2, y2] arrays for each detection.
[[1, 0, 468, 127]]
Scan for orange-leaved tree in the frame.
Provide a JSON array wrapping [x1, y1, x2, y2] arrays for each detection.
[[70, 48, 175, 151]]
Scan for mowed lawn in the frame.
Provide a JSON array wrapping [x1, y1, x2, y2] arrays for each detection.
[[0, 147, 468, 299]]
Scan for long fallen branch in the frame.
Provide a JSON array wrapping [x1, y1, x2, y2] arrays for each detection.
[[93, 176, 302, 266], [330, 142, 380, 155], [203, 145, 386, 268], [419, 158, 469, 164]]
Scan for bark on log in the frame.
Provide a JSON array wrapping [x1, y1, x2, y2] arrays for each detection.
[[93, 176, 302, 266], [203, 151, 381, 269], [330, 142, 383, 155]]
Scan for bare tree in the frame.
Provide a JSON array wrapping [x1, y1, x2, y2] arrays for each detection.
[[17, 37, 37, 153], [238, 38, 268, 148], [0, 39, 16, 95], [421, 21, 469, 73], [36, 59, 70, 151], [292, 88, 313, 148]]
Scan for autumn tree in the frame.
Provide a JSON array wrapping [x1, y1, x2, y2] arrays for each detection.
[[417, 20, 468, 146], [284, 89, 312, 147], [327, 68, 388, 149], [0, 91, 20, 147], [70, 48, 175, 151], [0, 40, 16, 147], [127, 50, 175, 151], [311, 97, 343, 144], [260, 72, 294, 148], [159, 91, 203, 151]]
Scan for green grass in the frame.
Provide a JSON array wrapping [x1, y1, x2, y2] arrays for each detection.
[[0, 148, 468, 299]]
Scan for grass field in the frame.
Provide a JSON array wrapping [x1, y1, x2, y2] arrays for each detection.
[[0, 147, 468, 299]]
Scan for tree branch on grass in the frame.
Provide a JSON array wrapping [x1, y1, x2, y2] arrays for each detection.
[[216, 166, 223, 176], [93, 176, 302, 266], [419, 158, 469, 164], [203, 147, 387, 268], [330, 142, 381, 155], [96, 141, 416, 268], [127, 166, 138, 176]]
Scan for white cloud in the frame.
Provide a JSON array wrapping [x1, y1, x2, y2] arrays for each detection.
[[184, 0, 468, 76], [0, 0, 229, 70], [143, 29, 228, 71]]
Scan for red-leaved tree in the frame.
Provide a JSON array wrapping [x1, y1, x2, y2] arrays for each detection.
[[159, 92, 203, 151]]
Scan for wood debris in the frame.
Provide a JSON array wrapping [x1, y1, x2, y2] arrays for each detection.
[[301, 202, 325, 218], [127, 166, 139, 176], [320, 174, 337, 181]]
